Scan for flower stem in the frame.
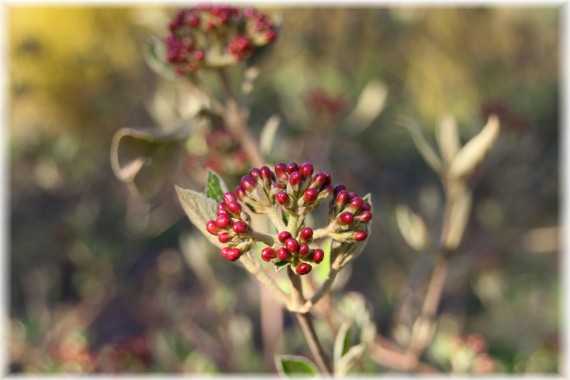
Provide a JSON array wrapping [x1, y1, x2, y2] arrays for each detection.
[[287, 267, 333, 375], [219, 69, 265, 168]]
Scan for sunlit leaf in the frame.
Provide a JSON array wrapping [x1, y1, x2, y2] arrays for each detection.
[[449, 115, 500, 180], [205, 169, 229, 202], [395, 204, 430, 251], [437, 114, 461, 166], [443, 187, 473, 250], [175, 185, 222, 249], [346, 80, 388, 133], [276, 355, 319, 377], [260, 115, 280, 156]]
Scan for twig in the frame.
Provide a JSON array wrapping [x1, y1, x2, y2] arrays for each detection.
[[219, 69, 265, 168], [287, 267, 334, 375]]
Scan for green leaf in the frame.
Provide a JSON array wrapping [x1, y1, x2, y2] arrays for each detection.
[[275, 355, 319, 377], [110, 126, 191, 199], [274, 261, 290, 273], [175, 185, 222, 249], [334, 322, 353, 364], [205, 169, 229, 202]]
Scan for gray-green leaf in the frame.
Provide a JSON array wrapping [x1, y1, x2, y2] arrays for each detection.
[[175, 185, 222, 249], [276, 355, 319, 377], [205, 169, 229, 202]]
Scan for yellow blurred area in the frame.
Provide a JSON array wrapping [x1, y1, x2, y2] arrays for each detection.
[[9, 7, 142, 140]]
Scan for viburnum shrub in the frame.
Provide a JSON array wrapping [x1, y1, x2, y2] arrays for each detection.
[[204, 162, 372, 274], [112, 4, 501, 376]]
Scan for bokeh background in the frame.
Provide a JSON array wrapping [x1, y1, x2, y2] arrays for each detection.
[[7, 6, 560, 373]]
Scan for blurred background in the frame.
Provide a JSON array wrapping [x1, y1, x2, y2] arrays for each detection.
[[7, 6, 560, 374]]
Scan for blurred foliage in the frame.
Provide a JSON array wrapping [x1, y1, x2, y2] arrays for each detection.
[[8, 6, 559, 374]]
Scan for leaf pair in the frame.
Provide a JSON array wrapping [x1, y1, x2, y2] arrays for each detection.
[[398, 114, 501, 180]]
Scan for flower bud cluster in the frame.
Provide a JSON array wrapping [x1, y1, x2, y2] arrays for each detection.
[[271, 162, 333, 215], [328, 184, 372, 242], [166, 5, 277, 75], [206, 191, 254, 261], [205, 162, 372, 275], [260, 227, 325, 275]]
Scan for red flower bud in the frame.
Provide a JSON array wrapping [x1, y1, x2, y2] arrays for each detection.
[[261, 247, 275, 262], [277, 247, 290, 260], [296, 262, 312, 275], [222, 247, 241, 261], [339, 211, 354, 225], [223, 192, 237, 204], [218, 203, 229, 213], [206, 220, 219, 235], [216, 214, 232, 228], [358, 211, 373, 223], [286, 162, 299, 174], [235, 185, 246, 201], [361, 201, 372, 212], [226, 201, 242, 215], [349, 197, 363, 212], [218, 232, 232, 243], [333, 184, 346, 196], [336, 190, 349, 206], [275, 191, 289, 205], [322, 172, 332, 186], [274, 163, 287, 179], [232, 220, 249, 234], [240, 175, 257, 191], [285, 238, 299, 253], [312, 173, 326, 189], [353, 230, 368, 241], [289, 171, 302, 186], [304, 188, 319, 203], [300, 227, 313, 241], [249, 167, 261, 180], [299, 242, 309, 255], [348, 191, 358, 200], [312, 248, 324, 264], [278, 231, 291, 243], [299, 162, 314, 178], [260, 166, 274, 181]]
